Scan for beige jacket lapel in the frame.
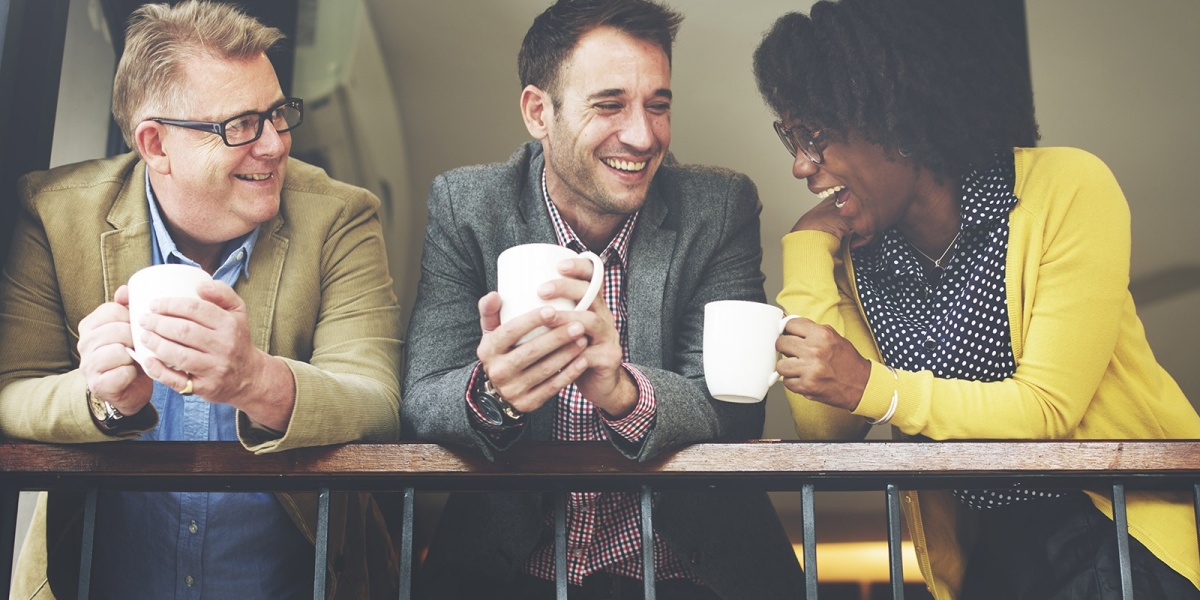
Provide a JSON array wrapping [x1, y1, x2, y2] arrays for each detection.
[[99, 160, 153, 301], [237, 212, 286, 351]]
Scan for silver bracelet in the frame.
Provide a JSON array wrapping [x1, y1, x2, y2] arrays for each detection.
[[867, 365, 899, 426]]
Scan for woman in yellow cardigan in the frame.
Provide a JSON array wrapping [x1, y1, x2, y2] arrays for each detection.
[[752, 0, 1200, 598]]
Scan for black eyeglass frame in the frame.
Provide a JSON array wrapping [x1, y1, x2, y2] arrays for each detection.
[[151, 97, 304, 147], [773, 120, 827, 165]]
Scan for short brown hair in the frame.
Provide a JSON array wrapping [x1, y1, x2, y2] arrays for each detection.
[[111, 0, 284, 148], [518, 0, 682, 102]]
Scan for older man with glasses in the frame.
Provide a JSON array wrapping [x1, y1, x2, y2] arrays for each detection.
[[0, 2, 401, 599]]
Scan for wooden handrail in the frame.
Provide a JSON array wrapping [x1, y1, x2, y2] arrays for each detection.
[[2, 440, 1198, 492]]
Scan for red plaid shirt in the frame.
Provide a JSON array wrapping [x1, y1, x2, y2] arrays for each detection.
[[466, 169, 697, 585]]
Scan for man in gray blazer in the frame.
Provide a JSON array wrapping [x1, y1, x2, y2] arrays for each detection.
[[402, 1, 804, 598]]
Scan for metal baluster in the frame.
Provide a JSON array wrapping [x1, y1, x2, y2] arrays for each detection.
[[885, 485, 905, 600], [641, 484, 656, 600], [398, 487, 415, 600], [800, 483, 818, 599], [1112, 483, 1133, 600], [1194, 483, 1200, 564], [77, 488, 99, 600], [314, 487, 331, 600], [1, 487, 21, 595], [555, 490, 567, 600]]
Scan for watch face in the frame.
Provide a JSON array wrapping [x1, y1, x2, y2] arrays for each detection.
[[87, 391, 107, 420], [476, 391, 506, 426]]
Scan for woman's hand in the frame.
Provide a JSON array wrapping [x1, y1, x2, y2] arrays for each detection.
[[792, 195, 852, 239], [775, 317, 872, 411]]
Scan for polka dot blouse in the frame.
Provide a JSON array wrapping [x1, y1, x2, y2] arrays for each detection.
[[851, 152, 1063, 509]]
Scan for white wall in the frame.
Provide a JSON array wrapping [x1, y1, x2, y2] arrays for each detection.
[[49, 0, 114, 169]]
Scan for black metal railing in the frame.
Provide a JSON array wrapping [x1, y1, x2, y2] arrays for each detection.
[[2, 440, 1199, 600]]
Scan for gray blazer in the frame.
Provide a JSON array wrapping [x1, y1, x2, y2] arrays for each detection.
[[402, 142, 803, 599]]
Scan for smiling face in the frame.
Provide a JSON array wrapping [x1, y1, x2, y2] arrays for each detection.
[[791, 130, 951, 248], [534, 26, 672, 230], [144, 52, 290, 261]]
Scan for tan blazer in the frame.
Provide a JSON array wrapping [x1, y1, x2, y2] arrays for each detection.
[[0, 153, 403, 599]]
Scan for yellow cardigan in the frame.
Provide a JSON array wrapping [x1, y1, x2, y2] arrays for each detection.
[[780, 146, 1200, 598]]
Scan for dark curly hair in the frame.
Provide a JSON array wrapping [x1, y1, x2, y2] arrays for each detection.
[[519, 0, 682, 104], [753, 0, 1039, 179]]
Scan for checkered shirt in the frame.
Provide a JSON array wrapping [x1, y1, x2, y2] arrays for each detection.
[[516, 169, 697, 585]]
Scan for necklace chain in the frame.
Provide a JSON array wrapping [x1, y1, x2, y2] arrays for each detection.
[[909, 230, 961, 269]]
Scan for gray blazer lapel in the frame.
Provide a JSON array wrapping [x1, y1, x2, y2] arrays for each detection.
[[624, 184, 674, 369], [507, 145, 558, 248], [505, 149, 560, 439], [100, 161, 153, 301]]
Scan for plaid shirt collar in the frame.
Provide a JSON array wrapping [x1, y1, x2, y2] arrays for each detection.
[[540, 167, 638, 268]]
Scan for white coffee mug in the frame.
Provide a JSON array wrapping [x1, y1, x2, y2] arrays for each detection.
[[126, 264, 212, 369], [498, 243, 605, 345], [703, 300, 799, 403]]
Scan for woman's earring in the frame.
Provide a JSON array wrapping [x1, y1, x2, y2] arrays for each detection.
[[898, 147, 912, 157]]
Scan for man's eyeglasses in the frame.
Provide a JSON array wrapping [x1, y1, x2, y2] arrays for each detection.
[[773, 120, 827, 165], [152, 98, 304, 147]]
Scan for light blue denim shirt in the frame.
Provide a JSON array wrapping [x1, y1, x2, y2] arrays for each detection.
[[90, 173, 312, 599]]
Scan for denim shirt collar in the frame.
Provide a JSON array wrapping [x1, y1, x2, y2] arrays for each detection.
[[144, 170, 258, 282]]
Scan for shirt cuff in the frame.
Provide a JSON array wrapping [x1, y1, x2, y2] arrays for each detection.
[[599, 363, 656, 443]]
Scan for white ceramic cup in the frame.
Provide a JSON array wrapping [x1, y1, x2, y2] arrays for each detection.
[[126, 264, 212, 369], [498, 243, 605, 345], [703, 300, 799, 403]]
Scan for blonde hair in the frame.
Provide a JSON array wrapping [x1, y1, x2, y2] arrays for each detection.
[[111, 0, 285, 148]]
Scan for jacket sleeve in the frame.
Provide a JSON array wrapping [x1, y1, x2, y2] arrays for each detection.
[[0, 175, 157, 442], [242, 185, 403, 453], [778, 230, 875, 441], [400, 173, 507, 457]]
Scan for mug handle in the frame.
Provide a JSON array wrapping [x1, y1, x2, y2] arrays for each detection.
[[768, 314, 801, 386], [573, 251, 606, 311]]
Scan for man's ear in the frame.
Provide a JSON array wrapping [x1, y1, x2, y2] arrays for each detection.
[[134, 121, 170, 175], [520, 84, 552, 140]]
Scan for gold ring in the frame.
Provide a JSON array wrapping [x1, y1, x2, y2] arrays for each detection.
[[181, 377, 194, 396]]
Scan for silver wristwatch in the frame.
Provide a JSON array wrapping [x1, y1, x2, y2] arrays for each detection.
[[473, 377, 524, 426]]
